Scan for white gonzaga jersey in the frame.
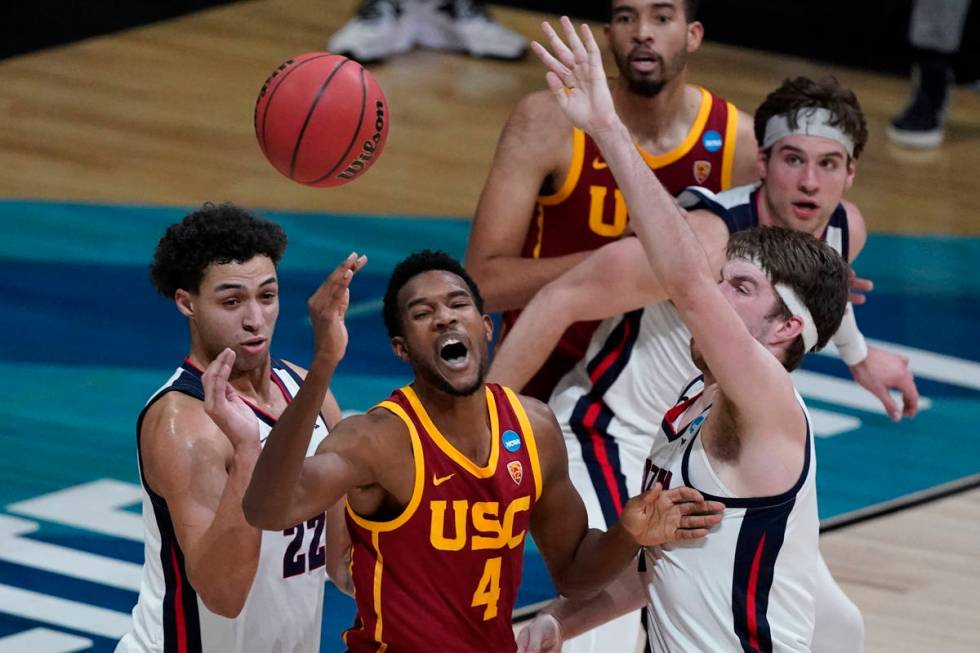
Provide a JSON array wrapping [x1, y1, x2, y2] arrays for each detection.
[[117, 358, 330, 653], [640, 376, 819, 652], [550, 182, 849, 529]]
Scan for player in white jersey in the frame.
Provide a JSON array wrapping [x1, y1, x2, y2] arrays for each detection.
[[117, 204, 355, 653], [513, 18, 850, 652], [494, 75, 920, 653]]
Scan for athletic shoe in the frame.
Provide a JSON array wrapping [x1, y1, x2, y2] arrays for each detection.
[[412, 0, 527, 60], [888, 52, 950, 149], [328, 0, 414, 63]]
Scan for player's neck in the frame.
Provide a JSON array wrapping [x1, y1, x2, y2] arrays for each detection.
[[612, 75, 694, 145], [411, 381, 491, 449], [187, 350, 276, 405]]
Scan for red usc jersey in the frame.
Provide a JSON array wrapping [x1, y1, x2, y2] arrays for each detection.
[[503, 86, 740, 401], [343, 384, 542, 653]]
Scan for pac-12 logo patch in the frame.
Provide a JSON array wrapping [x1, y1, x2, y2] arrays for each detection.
[[693, 160, 712, 183], [503, 429, 522, 452], [507, 461, 524, 486], [702, 130, 723, 152]]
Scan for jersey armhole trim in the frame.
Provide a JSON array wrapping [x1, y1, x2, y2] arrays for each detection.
[[720, 101, 739, 190], [502, 387, 543, 501], [345, 400, 425, 533], [537, 128, 585, 206]]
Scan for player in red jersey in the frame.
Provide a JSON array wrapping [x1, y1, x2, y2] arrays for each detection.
[[465, 0, 759, 401], [201, 250, 723, 653]]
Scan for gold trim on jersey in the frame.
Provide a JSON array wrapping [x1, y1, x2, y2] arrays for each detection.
[[502, 387, 543, 502], [531, 204, 545, 258], [345, 399, 425, 533], [402, 385, 501, 479], [537, 128, 585, 206], [721, 101, 739, 190], [371, 530, 388, 651], [638, 86, 711, 169]]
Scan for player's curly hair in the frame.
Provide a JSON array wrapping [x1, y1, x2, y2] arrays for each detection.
[[149, 202, 287, 298], [727, 227, 848, 371], [382, 250, 485, 338], [754, 76, 868, 159]]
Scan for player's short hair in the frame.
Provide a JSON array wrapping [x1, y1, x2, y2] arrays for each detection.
[[727, 227, 848, 371], [149, 202, 287, 298], [609, 0, 699, 22], [754, 76, 868, 159], [383, 250, 485, 338]]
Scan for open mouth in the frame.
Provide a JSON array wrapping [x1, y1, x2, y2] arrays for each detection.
[[792, 200, 819, 216], [629, 49, 660, 73], [438, 337, 470, 370], [240, 338, 266, 354]]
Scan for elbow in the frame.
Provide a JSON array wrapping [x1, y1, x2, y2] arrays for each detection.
[[187, 571, 250, 618], [242, 494, 290, 531], [200, 591, 247, 619], [553, 579, 602, 603]]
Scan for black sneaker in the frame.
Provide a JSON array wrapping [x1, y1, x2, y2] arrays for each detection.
[[888, 51, 951, 149]]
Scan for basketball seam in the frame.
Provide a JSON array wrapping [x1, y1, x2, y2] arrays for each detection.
[[289, 58, 351, 180], [309, 65, 369, 184], [255, 53, 334, 160]]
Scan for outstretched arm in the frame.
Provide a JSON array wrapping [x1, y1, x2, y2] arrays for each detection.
[[532, 18, 801, 433]]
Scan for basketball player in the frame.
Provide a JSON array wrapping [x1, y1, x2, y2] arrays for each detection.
[[201, 249, 724, 652], [514, 19, 851, 651], [493, 74, 916, 652], [464, 0, 759, 401], [116, 204, 350, 653]]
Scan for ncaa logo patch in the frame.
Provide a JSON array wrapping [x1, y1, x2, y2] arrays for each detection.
[[693, 160, 712, 184], [508, 460, 524, 486], [503, 429, 522, 452], [702, 130, 723, 152]]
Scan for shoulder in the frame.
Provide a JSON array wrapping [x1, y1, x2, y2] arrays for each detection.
[[316, 406, 411, 456], [511, 392, 562, 452], [140, 392, 229, 495], [498, 90, 573, 151]]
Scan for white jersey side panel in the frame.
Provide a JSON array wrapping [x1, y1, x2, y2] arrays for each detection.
[[117, 360, 329, 653]]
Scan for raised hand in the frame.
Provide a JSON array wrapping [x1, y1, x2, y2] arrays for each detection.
[[530, 17, 620, 136], [515, 613, 563, 653], [848, 346, 919, 421], [202, 348, 260, 449], [621, 484, 724, 546], [308, 252, 367, 364]]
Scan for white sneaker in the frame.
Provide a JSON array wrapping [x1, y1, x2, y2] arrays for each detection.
[[412, 0, 527, 60], [328, 0, 414, 63]]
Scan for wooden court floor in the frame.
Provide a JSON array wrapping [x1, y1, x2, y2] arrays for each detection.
[[1, 1, 978, 651]]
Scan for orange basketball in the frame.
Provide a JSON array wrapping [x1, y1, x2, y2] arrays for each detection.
[[254, 52, 389, 187]]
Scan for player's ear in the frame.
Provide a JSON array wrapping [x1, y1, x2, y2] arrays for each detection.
[[686, 20, 703, 52], [391, 336, 410, 363], [843, 157, 857, 191], [756, 149, 769, 181], [773, 314, 804, 347], [175, 289, 194, 319], [482, 314, 494, 343]]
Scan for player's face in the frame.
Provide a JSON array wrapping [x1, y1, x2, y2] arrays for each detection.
[[605, 1, 701, 97], [759, 135, 856, 236], [690, 257, 784, 371], [185, 256, 279, 373], [392, 270, 492, 397]]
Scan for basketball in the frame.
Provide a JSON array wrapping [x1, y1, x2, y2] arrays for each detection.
[[254, 52, 389, 187]]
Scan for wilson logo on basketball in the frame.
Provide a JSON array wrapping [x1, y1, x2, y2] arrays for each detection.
[[337, 100, 386, 181]]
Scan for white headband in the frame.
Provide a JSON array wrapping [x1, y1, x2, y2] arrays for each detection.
[[744, 257, 818, 352], [762, 107, 855, 157]]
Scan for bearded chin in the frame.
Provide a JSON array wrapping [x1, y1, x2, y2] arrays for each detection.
[[627, 78, 666, 98]]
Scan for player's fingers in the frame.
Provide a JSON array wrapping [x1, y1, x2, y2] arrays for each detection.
[[579, 21, 602, 63], [559, 16, 588, 64], [679, 512, 723, 530], [848, 292, 867, 305], [900, 373, 920, 417], [677, 499, 725, 516], [516, 626, 530, 653], [664, 486, 706, 504], [872, 383, 901, 422], [539, 21, 575, 68], [542, 70, 567, 101], [531, 40, 573, 84], [674, 528, 710, 540]]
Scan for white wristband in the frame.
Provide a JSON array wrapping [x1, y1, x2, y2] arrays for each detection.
[[831, 303, 868, 366]]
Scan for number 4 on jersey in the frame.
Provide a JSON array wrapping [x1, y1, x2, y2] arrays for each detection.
[[471, 556, 502, 620]]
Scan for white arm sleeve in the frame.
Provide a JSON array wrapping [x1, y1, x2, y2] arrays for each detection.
[[830, 303, 869, 366]]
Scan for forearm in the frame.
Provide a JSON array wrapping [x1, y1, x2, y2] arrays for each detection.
[[245, 353, 338, 529], [187, 444, 263, 616], [547, 563, 648, 640], [471, 250, 591, 313], [591, 124, 714, 296], [832, 304, 868, 366], [553, 524, 639, 600]]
